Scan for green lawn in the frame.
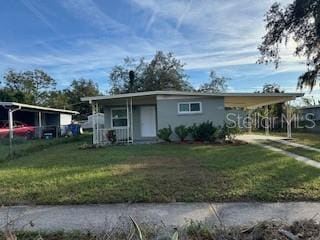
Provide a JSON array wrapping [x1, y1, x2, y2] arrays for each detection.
[[265, 140, 320, 163], [1, 137, 320, 205]]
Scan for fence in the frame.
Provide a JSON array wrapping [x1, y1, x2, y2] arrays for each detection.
[[96, 127, 131, 144], [0, 124, 82, 161]]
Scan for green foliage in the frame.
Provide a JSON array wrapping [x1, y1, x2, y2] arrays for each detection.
[[225, 123, 241, 141], [65, 79, 100, 120], [174, 125, 189, 141], [109, 51, 192, 94], [198, 70, 229, 93], [210, 125, 227, 143], [157, 125, 172, 142], [3, 69, 56, 105], [1, 72, 99, 120], [188, 121, 217, 142], [258, 0, 320, 90]]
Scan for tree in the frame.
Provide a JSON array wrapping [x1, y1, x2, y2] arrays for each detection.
[[109, 57, 146, 94], [258, 0, 320, 90], [45, 90, 69, 109], [262, 83, 283, 93], [66, 79, 100, 120], [3, 69, 56, 105], [108, 51, 192, 94], [142, 51, 192, 91], [198, 70, 229, 93]]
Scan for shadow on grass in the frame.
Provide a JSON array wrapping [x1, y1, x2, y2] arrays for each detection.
[[1, 143, 320, 205]]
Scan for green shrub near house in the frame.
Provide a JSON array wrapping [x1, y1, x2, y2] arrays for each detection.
[[174, 125, 189, 141], [157, 125, 172, 142]]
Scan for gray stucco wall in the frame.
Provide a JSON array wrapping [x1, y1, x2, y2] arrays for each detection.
[[156, 97, 225, 140]]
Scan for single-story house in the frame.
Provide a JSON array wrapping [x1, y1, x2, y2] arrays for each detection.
[[299, 105, 320, 121], [81, 91, 304, 144], [0, 102, 79, 138], [298, 105, 320, 132]]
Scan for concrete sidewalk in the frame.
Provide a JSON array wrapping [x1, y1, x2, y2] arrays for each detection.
[[239, 134, 320, 169], [1, 202, 320, 231]]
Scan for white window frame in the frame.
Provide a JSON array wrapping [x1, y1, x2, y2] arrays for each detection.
[[177, 102, 202, 114], [111, 108, 128, 129]]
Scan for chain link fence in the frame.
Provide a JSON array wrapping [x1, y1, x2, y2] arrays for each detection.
[[0, 124, 83, 161]]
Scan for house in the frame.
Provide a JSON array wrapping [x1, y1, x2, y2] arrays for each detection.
[[299, 105, 320, 121], [0, 102, 79, 138], [298, 105, 320, 132], [81, 91, 304, 144]]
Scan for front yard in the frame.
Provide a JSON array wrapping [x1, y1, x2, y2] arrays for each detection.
[[1, 136, 320, 205]]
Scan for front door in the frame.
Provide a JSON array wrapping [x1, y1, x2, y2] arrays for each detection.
[[140, 106, 156, 137]]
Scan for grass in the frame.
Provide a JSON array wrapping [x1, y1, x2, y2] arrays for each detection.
[[265, 140, 320, 163], [1, 136, 320, 205]]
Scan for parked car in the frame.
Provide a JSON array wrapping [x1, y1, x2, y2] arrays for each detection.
[[0, 121, 35, 139]]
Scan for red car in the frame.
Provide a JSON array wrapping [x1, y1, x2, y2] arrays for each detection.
[[0, 121, 35, 139]]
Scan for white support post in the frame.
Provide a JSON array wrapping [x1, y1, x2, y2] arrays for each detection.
[[92, 101, 97, 145], [8, 109, 13, 157], [96, 102, 99, 143], [38, 112, 42, 139], [130, 98, 133, 143], [248, 109, 252, 134], [265, 106, 269, 136], [126, 99, 129, 144], [286, 103, 292, 139], [8, 109, 13, 141]]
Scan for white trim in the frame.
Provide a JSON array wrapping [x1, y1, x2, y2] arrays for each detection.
[[111, 107, 128, 129], [81, 90, 304, 102], [0, 102, 78, 114], [177, 102, 202, 114]]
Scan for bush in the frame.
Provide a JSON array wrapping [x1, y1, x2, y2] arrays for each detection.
[[157, 126, 172, 142], [174, 125, 189, 141], [225, 123, 241, 141], [189, 121, 217, 142], [210, 125, 226, 143]]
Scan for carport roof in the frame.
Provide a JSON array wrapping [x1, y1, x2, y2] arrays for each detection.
[[0, 102, 79, 114], [81, 90, 304, 109]]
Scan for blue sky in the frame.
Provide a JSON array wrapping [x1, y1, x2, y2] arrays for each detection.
[[0, 0, 317, 100]]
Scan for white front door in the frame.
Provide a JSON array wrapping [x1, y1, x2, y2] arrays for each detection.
[[140, 106, 156, 137]]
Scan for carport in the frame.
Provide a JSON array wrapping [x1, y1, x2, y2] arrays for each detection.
[[224, 92, 305, 138], [0, 102, 79, 139]]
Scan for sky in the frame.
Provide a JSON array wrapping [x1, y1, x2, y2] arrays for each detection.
[[0, 0, 318, 101]]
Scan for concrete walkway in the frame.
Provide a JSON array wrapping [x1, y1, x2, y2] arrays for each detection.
[[239, 134, 320, 169], [1, 202, 320, 231]]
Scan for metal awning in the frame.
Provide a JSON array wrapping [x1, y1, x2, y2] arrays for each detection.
[[0, 102, 79, 115]]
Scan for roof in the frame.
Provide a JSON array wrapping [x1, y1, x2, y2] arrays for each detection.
[[299, 105, 320, 110], [81, 90, 304, 101], [81, 90, 304, 109], [0, 102, 79, 115]]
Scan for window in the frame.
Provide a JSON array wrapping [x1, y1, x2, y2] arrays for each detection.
[[111, 108, 128, 128], [178, 102, 202, 114]]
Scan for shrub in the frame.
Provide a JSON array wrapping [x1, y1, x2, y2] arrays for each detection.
[[189, 121, 217, 142], [174, 125, 189, 141], [157, 126, 172, 142], [225, 123, 241, 141], [209, 125, 225, 143]]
